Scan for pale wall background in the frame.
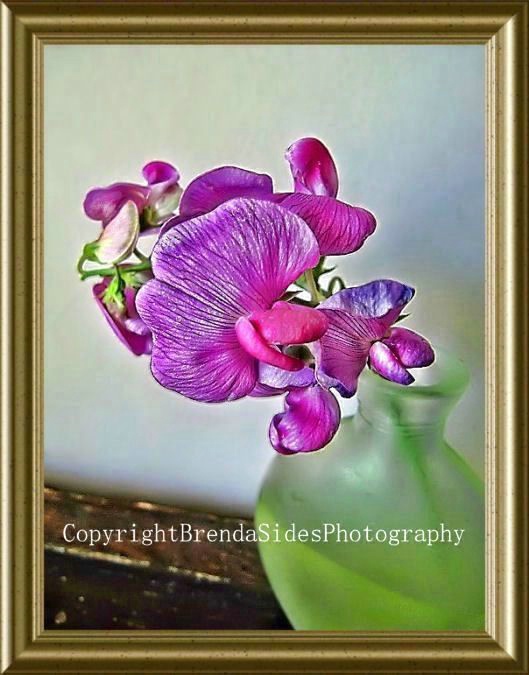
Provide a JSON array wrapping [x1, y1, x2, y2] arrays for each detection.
[[44, 45, 485, 516]]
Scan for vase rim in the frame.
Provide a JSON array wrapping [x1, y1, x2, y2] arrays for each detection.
[[360, 346, 470, 398]]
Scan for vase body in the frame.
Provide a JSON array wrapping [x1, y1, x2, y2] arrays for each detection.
[[255, 352, 484, 630]]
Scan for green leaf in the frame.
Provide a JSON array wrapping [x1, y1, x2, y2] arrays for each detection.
[[102, 271, 125, 310], [82, 241, 100, 263]]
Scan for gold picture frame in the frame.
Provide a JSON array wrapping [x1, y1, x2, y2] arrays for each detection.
[[1, 0, 527, 671]]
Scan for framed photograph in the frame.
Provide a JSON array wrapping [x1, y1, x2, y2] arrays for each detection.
[[1, 0, 528, 672]]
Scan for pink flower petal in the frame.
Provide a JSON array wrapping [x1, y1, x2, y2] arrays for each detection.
[[285, 137, 339, 197], [249, 301, 328, 345], [235, 317, 305, 372]]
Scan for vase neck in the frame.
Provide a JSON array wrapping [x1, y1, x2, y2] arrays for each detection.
[[356, 349, 469, 440]]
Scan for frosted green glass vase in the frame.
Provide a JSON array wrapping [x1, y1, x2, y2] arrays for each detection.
[[255, 351, 484, 630]]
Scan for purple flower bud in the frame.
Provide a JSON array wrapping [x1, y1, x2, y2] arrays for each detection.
[[93, 277, 152, 356], [285, 137, 339, 198]]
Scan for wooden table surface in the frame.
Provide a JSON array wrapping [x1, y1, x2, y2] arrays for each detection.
[[44, 487, 291, 630]]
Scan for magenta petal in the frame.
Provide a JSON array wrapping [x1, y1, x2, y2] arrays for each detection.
[[179, 166, 274, 219], [285, 137, 339, 198], [142, 161, 180, 186], [249, 302, 328, 345], [83, 183, 149, 225], [278, 193, 376, 256], [368, 341, 414, 385], [235, 317, 305, 372], [269, 385, 341, 454], [250, 363, 315, 398], [136, 198, 320, 403], [383, 327, 435, 368], [93, 280, 152, 356]]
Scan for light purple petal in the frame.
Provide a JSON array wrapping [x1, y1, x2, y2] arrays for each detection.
[[269, 385, 341, 454], [136, 198, 320, 403], [250, 363, 315, 398], [93, 280, 152, 356], [277, 193, 376, 256], [382, 327, 435, 368], [94, 200, 140, 264], [179, 166, 274, 219], [285, 137, 339, 198], [321, 279, 415, 323], [368, 341, 414, 385], [83, 183, 149, 225]]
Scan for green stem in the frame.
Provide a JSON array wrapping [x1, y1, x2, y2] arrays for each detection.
[[305, 268, 325, 304], [76, 255, 86, 277], [79, 260, 152, 281], [134, 247, 149, 263]]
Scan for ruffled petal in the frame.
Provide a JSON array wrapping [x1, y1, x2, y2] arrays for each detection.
[[179, 166, 274, 219], [368, 341, 414, 385], [83, 183, 149, 225], [277, 193, 376, 256], [382, 327, 435, 368], [93, 280, 152, 356], [285, 137, 339, 198], [250, 363, 315, 398], [136, 198, 320, 403], [269, 385, 341, 454]]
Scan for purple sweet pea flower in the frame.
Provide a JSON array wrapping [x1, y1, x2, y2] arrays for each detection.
[[160, 139, 375, 256], [136, 198, 328, 403], [269, 384, 341, 455], [93, 276, 152, 356], [313, 280, 434, 397], [84, 161, 181, 228]]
